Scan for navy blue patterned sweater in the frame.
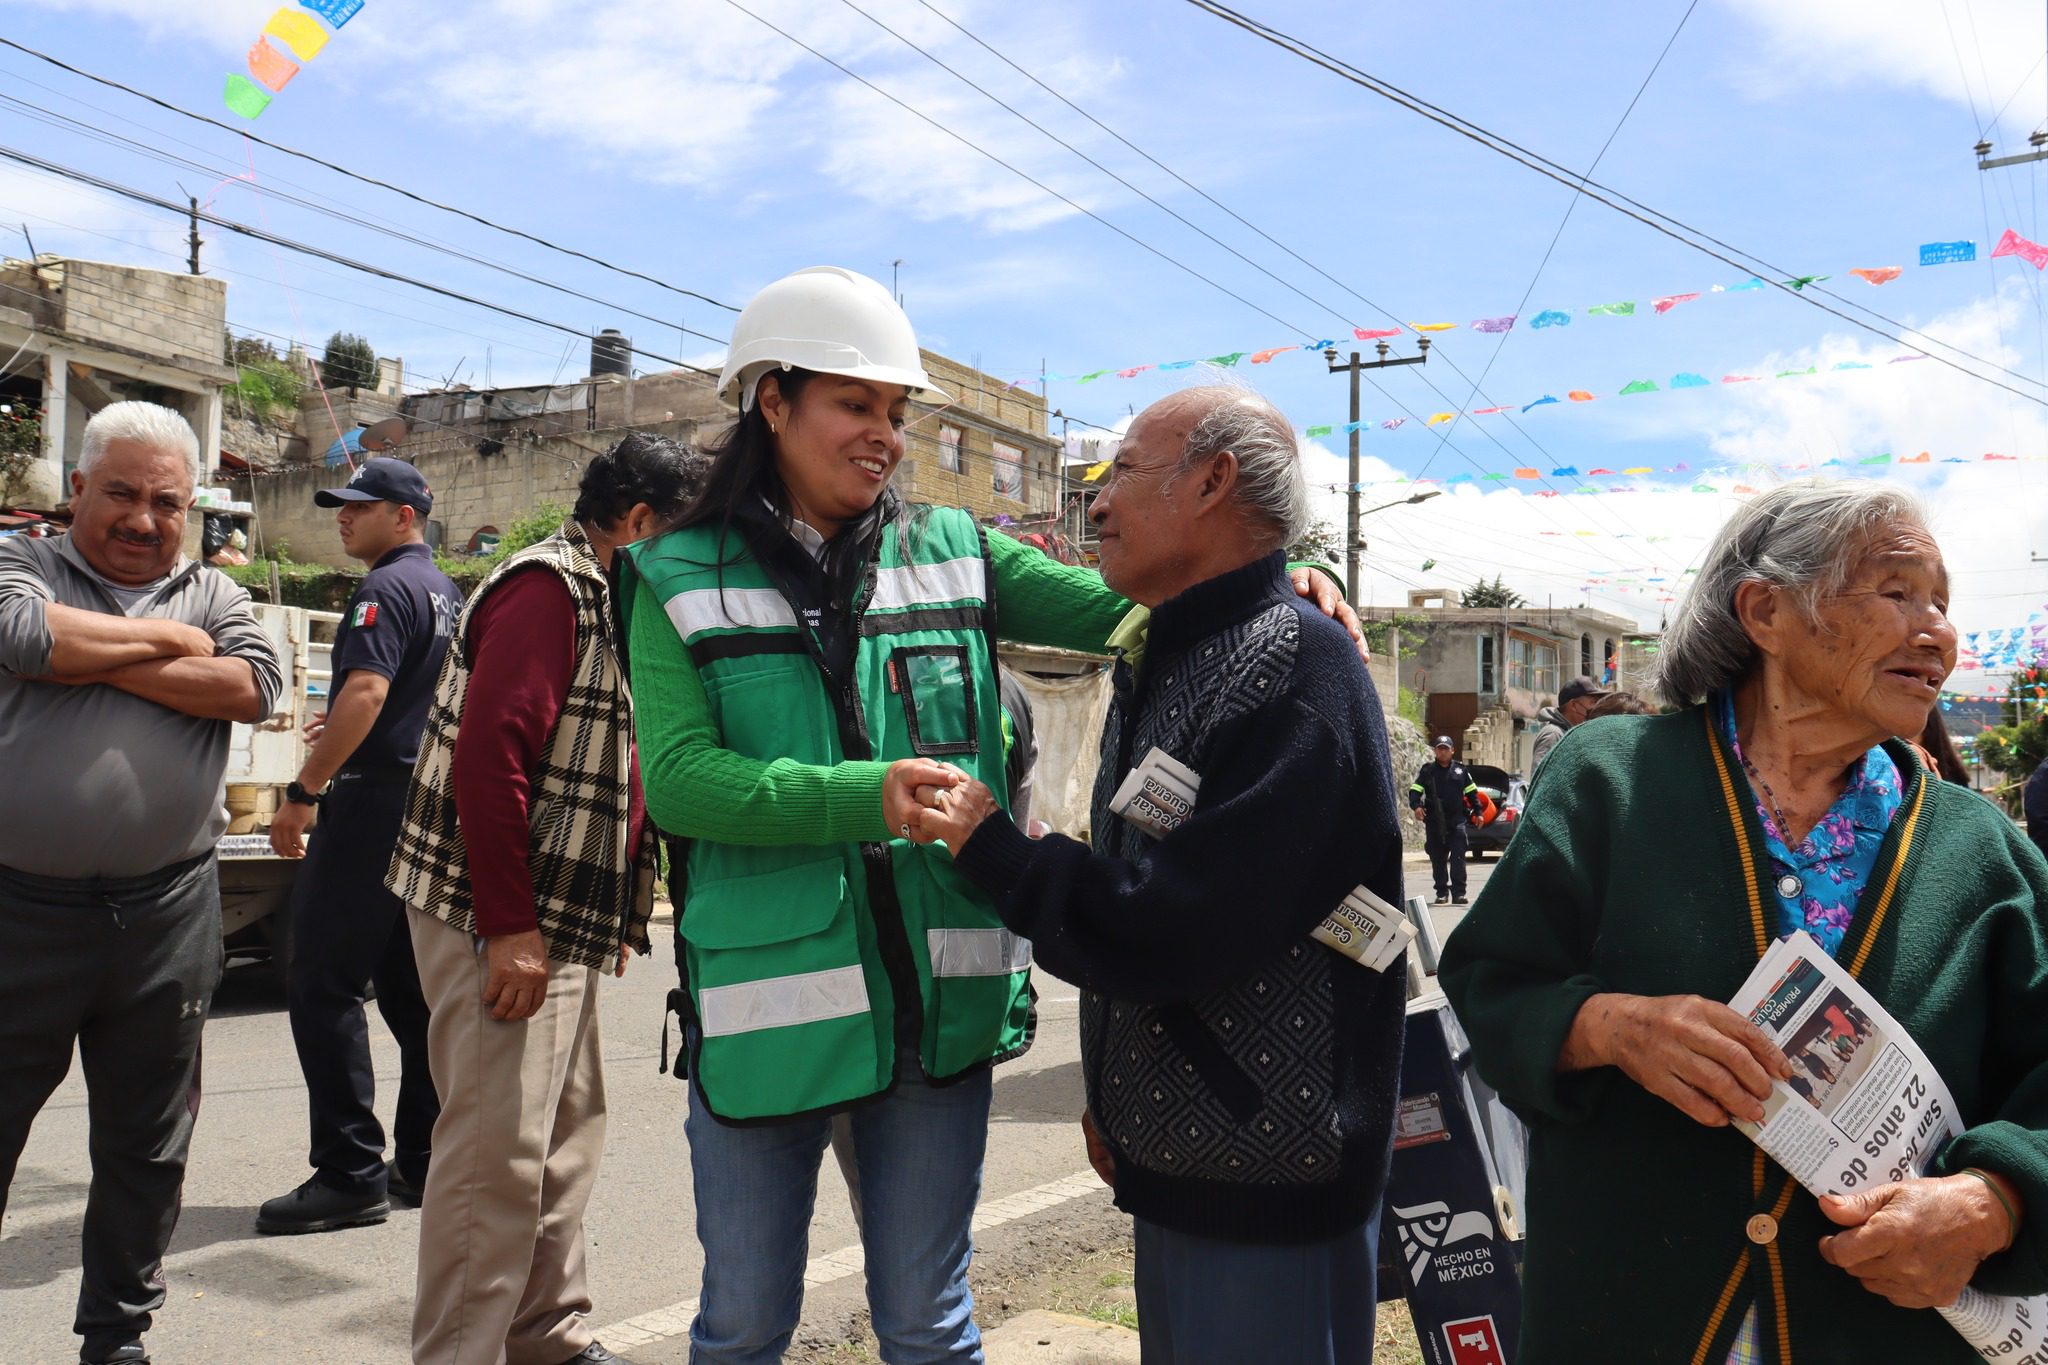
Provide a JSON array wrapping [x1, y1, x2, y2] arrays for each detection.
[[954, 551, 1406, 1243]]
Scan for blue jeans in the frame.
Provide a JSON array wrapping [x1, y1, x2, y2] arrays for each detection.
[[1131, 1208, 1382, 1365], [685, 1050, 992, 1365]]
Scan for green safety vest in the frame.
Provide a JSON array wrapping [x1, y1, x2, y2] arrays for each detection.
[[627, 507, 1033, 1121]]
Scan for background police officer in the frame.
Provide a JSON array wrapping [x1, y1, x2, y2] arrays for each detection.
[[259, 458, 460, 1234], [1410, 736, 1485, 905]]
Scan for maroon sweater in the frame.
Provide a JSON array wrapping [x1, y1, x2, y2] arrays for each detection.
[[452, 566, 646, 939]]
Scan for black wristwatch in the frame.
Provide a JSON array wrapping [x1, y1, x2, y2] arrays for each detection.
[[284, 780, 322, 807]]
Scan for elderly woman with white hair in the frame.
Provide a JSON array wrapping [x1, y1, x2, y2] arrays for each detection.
[[1441, 479, 2048, 1363]]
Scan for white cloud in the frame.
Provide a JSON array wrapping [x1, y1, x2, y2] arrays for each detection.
[[6, 0, 272, 48], [0, 163, 194, 265], [1726, 0, 2048, 141]]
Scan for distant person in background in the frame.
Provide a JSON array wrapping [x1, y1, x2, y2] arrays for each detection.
[[1411, 737, 1485, 905], [1583, 692, 1653, 720], [0, 402, 282, 1365], [1529, 675, 1609, 777], [1915, 707, 1971, 786], [260, 457, 461, 1237], [2025, 756, 2048, 861]]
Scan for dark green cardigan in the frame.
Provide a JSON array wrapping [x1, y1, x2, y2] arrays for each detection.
[[1439, 706, 2048, 1364]]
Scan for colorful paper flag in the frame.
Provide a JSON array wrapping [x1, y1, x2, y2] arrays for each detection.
[[1249, 347, 1296, 364], [1587, 301, 1636, 317], [1619, 379, 1658, 395], [1411, 323, 1458, 332], [1530, 309, 1571, 329], [1380, 418, 1406, 430], [1723, 374, 1759, 383], [1849, 266, 1902, 286], [1116, 366, 1151, 379], [1651, 293, 1699, 314], [1472, 316, 1516, 333], [1305, 424, 1333, 437], [1831, 361, 1871, 370], [1514, 468, 1540, 479], [1567, 390, 1596, 401], [1522, 395, 1558, 412], [1727, 278, 1766, 291], [1781, 275, 1828, 290], [1671, 372, 1708, 388], [1354, 328, 1402, 340], [264, 7, 331, 58], [1427, 412, 1456, 425], [1077, 370, 1109, 383], [1472, 406, 1510, 414], [1551, 466, 1579, 476], [1157, 360, 1196, 371], [1083, 461, 1111, 483], [1992, 228, 2048, 269], [298, 0, 365, 24], [1775, 367, 1816, 378], [1207, 353, 1245, 367], [224, 72, 274, 117], [246, 36, 300, 91], [1920, 240, 1977, 265]]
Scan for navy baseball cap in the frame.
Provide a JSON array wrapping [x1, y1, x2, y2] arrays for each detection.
[[314, 457, 433, 514]]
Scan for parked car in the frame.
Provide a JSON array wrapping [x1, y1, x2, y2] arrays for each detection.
[[1465, 763, 1527, 861]]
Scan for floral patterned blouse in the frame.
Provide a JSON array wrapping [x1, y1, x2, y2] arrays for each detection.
[[1716, 692, 1905, 959]]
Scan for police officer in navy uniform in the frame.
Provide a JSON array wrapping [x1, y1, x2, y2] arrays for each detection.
[[1409, 735, 1485, 906], [258, 458, 461, 1234]]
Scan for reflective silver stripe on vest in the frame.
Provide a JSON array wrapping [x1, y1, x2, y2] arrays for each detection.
[[871, 555, 986, 612], [926, 927, 1032, 978], [665, 586, 800, 640], [696, 964, 871, 1037]]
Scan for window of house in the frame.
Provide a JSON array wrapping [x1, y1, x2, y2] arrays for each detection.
[[1580, 634, 1593, 677], [992, 441, 1024, 500], [939, 423, 963, 473], [1478, 635, 1497, 693], [1534, 643, 1559, 694], [1507, 636, 1532, 690]]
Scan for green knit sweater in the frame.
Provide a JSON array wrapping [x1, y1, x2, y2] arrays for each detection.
[[630, 527, 1130, 846], [1439, 706, 2048, 1364]]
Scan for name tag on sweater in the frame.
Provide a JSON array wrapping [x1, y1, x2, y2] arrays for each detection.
[[1312, 885, 1417, 973], [1109, 747, 1201, 840]]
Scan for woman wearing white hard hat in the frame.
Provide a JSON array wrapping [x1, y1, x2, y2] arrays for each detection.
[[624, 266, 1356, 1362]]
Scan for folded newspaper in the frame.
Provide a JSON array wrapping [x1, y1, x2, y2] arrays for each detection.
[[1727, 932, 2047, 1356]]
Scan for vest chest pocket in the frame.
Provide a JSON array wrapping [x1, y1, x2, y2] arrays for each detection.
[[887, 645, 978, 757]]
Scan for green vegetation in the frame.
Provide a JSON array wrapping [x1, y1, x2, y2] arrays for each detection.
[[0, 398, 42, 505], [1963, 662, 2048, 810], [319, 331, 379, 392], [1460, 574, 1527, 609], [223, 501, 573, 607]]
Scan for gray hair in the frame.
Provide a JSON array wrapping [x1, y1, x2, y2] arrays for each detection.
[[1174, 385, 1309, 549], [1655, 478, 1932, 707], [78, 401, 201, 485]]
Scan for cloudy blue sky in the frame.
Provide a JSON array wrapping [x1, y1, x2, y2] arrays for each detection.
[[6, 0, 2048, 649]]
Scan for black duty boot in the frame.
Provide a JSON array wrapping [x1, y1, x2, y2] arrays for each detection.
[[255, 1177, 390, 1234]]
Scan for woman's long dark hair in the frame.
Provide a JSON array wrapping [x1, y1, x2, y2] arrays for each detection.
[[672, 365, 914, 590], [1918, 705, 1971, 785]]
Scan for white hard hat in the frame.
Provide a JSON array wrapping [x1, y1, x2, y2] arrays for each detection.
[[717, 265, 951, 411]]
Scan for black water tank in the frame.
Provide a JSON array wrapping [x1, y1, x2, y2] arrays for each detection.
[[591, 329, 632, 379]]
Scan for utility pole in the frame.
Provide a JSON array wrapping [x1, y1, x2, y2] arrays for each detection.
[[1977, 132, 2048, 171], [1325, 338, 1430, 601], [186, 194, 202, 274]]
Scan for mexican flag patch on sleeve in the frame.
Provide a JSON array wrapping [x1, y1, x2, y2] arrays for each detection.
[[353, 601, 379, 628]]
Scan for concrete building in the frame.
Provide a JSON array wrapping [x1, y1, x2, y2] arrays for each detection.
[[1394, 591, 1647, 772], [894, 351, 1064, 525], [0, 255, 235, 508]]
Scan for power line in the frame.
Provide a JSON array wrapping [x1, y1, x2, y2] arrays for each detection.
[[1411, 0, 1697, 485], [0, 36, 742, 315], [0, 89, 720, 345], [712, 0, 1320, 339], [1181, 0, 2048, 408], [0, 145, 719, 376]]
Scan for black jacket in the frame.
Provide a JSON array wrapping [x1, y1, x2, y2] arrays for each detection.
[[955, 553, 1405, 1243], [1410, 758, 1483, 836]]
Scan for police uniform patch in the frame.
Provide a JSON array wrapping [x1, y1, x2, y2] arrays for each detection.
[[353, 601, 379, 628]]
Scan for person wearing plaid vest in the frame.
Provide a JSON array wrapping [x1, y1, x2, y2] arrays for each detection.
[[387, 434, 698, 1365]]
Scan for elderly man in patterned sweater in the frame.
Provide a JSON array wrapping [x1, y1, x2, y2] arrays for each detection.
[[920, 387, 1406, 1365]]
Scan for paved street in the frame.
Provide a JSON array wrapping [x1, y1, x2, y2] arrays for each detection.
[[0, 923, 1110, 1365], [1, 853, 1482, 1364]]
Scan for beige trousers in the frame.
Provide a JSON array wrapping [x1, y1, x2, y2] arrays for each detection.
[[408, 909, 607, 1365]]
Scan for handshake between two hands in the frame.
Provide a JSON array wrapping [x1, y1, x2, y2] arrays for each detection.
[[882, 759, 1001, 853]]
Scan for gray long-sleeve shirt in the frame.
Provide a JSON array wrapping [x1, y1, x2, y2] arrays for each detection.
[[0, 534, 284, 879]]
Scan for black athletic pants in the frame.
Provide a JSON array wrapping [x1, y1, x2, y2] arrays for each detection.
[[0, 853, 222, 1358], [1424, 821, 1469, 898], [285, 772, 435, 1194]]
